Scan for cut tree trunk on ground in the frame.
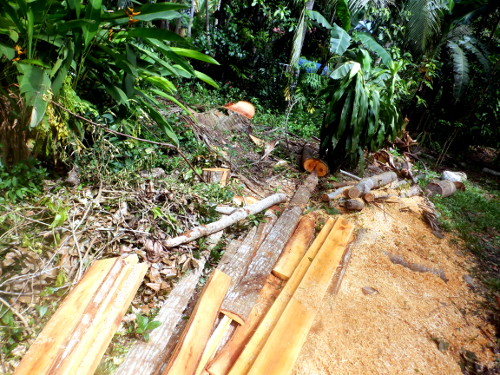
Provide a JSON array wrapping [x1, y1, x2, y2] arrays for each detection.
[[425, 180, 456, 197], [226, 218, 336, 375], [203, 168, 231, 186], [362, 191, 390, 203], [346, 171, 398, 198], [116, 233, 223, 375], [218, 211, 277, 293], [163, 269, 232, 375], [301, 144, 329, 177], [246, 217, 354, 375], [345, 199, 365, 211], [272, 214, 316, 280], [207, 274, 283, 375], [15, 255, 147, 375], [164, 193, 286, 248], [220, 172, 318, 324]]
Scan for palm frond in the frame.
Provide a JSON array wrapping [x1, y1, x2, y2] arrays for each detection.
[[348, 0, 395, 15], [406, 0, 448, 54], [447, 40, 470, 100]]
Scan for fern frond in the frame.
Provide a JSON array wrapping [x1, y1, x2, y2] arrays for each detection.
[[447, 40, 470, 100]]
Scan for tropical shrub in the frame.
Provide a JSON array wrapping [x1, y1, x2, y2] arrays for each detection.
[[0, 0, 219, 164]]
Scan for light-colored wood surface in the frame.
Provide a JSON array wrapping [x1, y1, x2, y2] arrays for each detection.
[[227, 218, 336, 375], [207, 274, 283, 375], [272, 214, 316, 280], [247, 217, 354, 375], [195, 315, 233, 375], [163, 269, 231, 375]]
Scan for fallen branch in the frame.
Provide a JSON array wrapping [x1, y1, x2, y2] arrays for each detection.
[[164, 193, 286, 248], [346, 171, 398, 198], [321, 186, 350, 202], [339, 169, 362, 181], [51, 101, 205, 183], [386, 253, 448, 282]]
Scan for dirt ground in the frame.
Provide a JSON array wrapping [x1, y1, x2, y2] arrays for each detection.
[[293, 196, 497, 374]]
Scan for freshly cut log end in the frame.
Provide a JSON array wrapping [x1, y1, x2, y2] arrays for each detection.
[[301, 144, 328, 177], [314, 161, 329, 177], [425, 180, 456, 197], [223, 101, 255, 119], [220, 310, 245, 325], [362, 192, 375, 203]]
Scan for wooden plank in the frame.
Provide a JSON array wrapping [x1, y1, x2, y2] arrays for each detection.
[[207, 274, 283, 375], [195, 315, 233, 375], [14, 258, 118, 375], [220, 172, 318, 323], [227, 218, 336, 375], [247, 217, 354, 375], [162, 269, 232, 375], [272, 214, 315, 280]]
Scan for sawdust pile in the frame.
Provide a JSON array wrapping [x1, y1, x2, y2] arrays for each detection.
[[294, 196, 496, 374]]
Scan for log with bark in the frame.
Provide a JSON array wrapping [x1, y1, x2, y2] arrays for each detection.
[[345, 171, 397, 198], [220, 172, 318, 324], [344, 198, 365, 211], [15, 255, 147, 375], [245, 217, 354, 375], [207, 274, 283, 375], [164, 193, 286, 248], [301, 144, 329, 177], [116, 233, 223, 375], [162, 269, 232, 375], [226, 218, 336, 375], [425, 180, 459, 197], [321, 186, 350, 202], [272, 214, 316, 280]]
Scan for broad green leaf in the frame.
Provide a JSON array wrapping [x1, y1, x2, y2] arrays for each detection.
[[329, 62, 355, 80], [126, 28, 184, 43], [67, 0, 82, 18], [354, 32, 393, 67], [336, 0, 351, 31], [145, 75, 177, 93], [194, 70, 219, 89], [51, 41, 74, 94], [169, 47, 219, 65], [17, 64, 51, 128], [83, 0, 102, 48], [348, 62, 361, 79], [306, 10, 332, 29], [151, 89, 195, 122], [0, 42, 15, 60], [329, 24, 351, 56], [139, 97, 179, 147]]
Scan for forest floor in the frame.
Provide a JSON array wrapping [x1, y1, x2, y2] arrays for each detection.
[[0, 108, 499, 374]]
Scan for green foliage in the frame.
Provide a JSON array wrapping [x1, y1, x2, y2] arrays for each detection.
[[0, 158, 47, 202], [0, 306, 26, 356], [129, 313, 162, 342], [0, 0, 218, 163]]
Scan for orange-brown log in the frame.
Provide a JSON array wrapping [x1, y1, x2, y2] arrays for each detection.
[[207, 274, 283, 375], [301, 144, 329, 177], [163, 269, 231, 375], [272, 214, 316, 280]]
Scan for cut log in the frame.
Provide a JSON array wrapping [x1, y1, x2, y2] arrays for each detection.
[[362, 190, 390, 203], [116, 232, 223, 375], [207, 274, 283, 375], [218, 211, 277, 291], [220, 172, 318, 324], [202, 168, 231, 186], [164, 193, 286, 248], [321, 186, 350, 202], [425, 180, 456, 197], [15, 255, 147, 375], [246, 217, 354, 375], [344, 198, 365, 211], [301, 144, 329, 177], [347, 171, 398, 198], [330, 180, 357, 188], [272, 214, 316, 280], [162, 269, 232, 375], [226, 218, 336, 375], [195, 315, 233, 375]]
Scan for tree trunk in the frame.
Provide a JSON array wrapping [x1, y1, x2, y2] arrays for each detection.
[[187, 0, 196, 37], [220, 172, 318, 323]]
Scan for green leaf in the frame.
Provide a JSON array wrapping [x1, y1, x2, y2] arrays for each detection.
[[17, 64, 51, 128], [145, 75, 176, 93], [354, 32, 393, 67], [146, 320, 162, 331], [67, 0, 83, 18], [169, 47, 219, 65], [126, 28, 184, 43], [139, 97, 179, 146], [329, 62, 355, 80], [448, 40, 469, 100], [336, 0, 351, 31], [151, 89, 195, 122], [194, 70, 219, 89], [0, 42, 15, 60], [329, 24, 351, 56], [82, 0, 102, 48], [306, 10, 332, 29], [50, 212, 68, 228]]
